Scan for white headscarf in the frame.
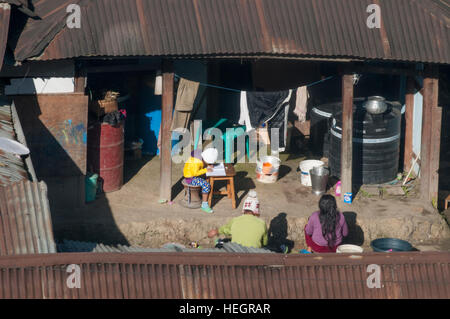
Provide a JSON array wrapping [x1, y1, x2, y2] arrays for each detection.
[[201, 148, 218, 164], [242, 190, 260, 215]]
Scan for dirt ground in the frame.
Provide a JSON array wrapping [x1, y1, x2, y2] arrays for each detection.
[[52, 149, 450, 252]]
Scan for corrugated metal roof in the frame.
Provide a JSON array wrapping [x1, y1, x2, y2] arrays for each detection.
[[0, 251, 448, 298], [0, 3, 10, 71], [10, 0, 450, 64], [0, 180, 57, 255], [57, 239, 274, 254]]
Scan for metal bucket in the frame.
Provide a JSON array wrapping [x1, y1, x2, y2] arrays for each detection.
[[309, 166, 329, 195]]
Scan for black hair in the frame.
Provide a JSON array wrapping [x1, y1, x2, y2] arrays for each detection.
[[318, 194, 339, 249]]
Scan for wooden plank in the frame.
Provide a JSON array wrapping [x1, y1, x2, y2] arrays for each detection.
[[159, 60, 174, 201], [341, 74, 354, 199], [403, 76, 415, 172], [74, 64, 86, 93], [429, 103, 441, 205], [351, 64, 419, 76], [420, 78, 432, 200], [420, 68, 439, 203]]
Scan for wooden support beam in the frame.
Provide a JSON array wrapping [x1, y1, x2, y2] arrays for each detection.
[[159, 60, 174, 202], [429, 105, 442, 205], [74, 63, 86, 93], [341, 74, 354, 200], [351, 63, 419, 76], [403, 76, 415, 173], [420, 66, 439, 203]]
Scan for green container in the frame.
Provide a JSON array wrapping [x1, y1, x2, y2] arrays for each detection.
[[85, 173, 98, 203]]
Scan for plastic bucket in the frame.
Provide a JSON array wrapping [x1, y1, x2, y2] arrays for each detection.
[[256, 156, 281, 183], [370, 238, 413, 252], [262, 162, 273, 174], [299, 160, 324, 186], [336, 244, 364, 253], [85, 173, 98, 203]]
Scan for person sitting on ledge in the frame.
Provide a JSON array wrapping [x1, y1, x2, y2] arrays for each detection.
[[304, 194, 348, 253], [183, 148, 218, 213], [208, 190, 268, 248]]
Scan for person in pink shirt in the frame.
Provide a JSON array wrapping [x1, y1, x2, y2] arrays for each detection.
[[304, 194, 348, 253]]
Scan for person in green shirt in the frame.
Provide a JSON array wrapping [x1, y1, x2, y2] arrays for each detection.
[[208, 190, 268, 248]]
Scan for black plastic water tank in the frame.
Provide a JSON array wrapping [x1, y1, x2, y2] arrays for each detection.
[[329, 106, 401, 185], [310, 98, 364, 157]]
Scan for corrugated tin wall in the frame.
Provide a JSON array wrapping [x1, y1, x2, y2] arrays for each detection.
[[0, 3, 10, 71], [0, 252, 448, 299], [0, 101, 29, 186], [0, 180, 56, 255]]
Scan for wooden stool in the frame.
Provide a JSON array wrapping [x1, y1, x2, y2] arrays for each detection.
[[180, 179, 202, 209], [445, 194, 450, 210], [207, 164, 237, 209]]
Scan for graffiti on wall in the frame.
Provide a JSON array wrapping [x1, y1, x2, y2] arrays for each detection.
[[49, 119, 87, 147]]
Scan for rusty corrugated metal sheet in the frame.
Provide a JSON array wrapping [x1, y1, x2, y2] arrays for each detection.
[[0, 251, 448, 299], [11, 0, 450, 64], [0, 3, 11, 71], [0, 180, 57, 255], [0, 99, 55, 257], [57, 239, 273, 253], [0, 99, 29, 186]]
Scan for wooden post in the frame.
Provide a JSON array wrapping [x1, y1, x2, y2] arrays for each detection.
[[429, 105, 442, 205], [160, 60, 174, 202], [403, 76, 415, 173], [74, 63, 86, 93], [341, 73, 354, 199], [420, 66, 439, 204]]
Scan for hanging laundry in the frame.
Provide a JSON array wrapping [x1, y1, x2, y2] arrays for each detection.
[[244, 90, 292, 151], [171, 78, 200, 132], [294, 86, 309, 122], [238, 91, 253, 132]]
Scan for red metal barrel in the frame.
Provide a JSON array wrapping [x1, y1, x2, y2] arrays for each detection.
[[87, 122, 124, 192]]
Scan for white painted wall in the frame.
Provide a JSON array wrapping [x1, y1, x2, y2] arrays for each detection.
[[5, 77, 75, 95]]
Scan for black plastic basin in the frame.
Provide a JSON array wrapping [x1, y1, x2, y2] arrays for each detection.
[[370, 238, 413, 252]]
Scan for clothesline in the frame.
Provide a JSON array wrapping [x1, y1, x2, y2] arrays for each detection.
[[174, 73, 335, 93]]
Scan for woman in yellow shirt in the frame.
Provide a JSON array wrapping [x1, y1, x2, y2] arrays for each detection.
[[183, 148, 218, 213]]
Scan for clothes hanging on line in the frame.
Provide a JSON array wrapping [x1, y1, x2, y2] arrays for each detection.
[[294, 86, 309, 122], [238, 91, 253, 132], [265, 90, 291, 152], [171, 77, 199, 132], [240, 90, 292, 151]]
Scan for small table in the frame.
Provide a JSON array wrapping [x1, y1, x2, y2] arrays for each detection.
[[207, 164, 237, 209]]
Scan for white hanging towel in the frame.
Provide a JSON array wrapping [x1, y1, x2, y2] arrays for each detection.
[[239, 91, 253, 132], [294, 86, 309, 122]]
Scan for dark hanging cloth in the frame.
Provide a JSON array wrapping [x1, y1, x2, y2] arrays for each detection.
[[246, 90, 291, 150]]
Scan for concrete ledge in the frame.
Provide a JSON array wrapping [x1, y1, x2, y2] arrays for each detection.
[[53, 212, 450, 250]]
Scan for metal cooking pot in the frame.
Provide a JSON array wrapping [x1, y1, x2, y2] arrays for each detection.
[[363, 96, 388, 114]]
